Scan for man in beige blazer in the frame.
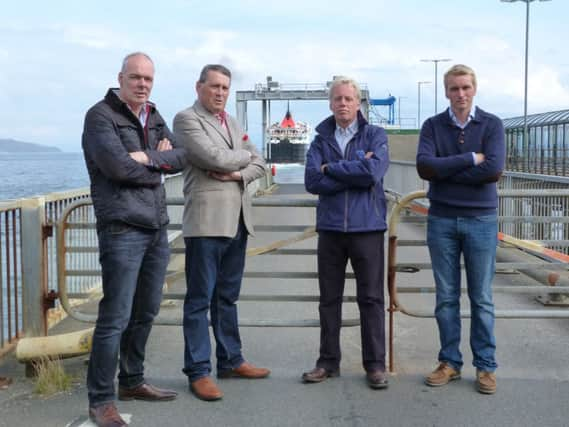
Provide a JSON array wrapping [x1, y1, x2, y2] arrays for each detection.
[[173, 64, 269, 402]]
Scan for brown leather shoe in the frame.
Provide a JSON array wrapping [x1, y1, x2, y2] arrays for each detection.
[[425, 362, 461, 387], [366, 370, 389, 389], [118, 383, 177, 401], [476, 370, 497, 394], [217, 362, 270, 379], [89, 403, 128, 427], [190, 376, 223, 401], [301, 367, 340, 383]]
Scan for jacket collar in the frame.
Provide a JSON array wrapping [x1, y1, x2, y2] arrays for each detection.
[[315, 110, 368, 138], [441, 106, 482, 127], [105, 88, 156, 116], [193, 100, 234, 148]]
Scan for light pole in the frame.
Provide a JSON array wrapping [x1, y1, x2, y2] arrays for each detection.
[[398, 96, 407, 128], [417, 81, 431, 129], [501, 0, 551, 171], [420, 58, 451, 114]]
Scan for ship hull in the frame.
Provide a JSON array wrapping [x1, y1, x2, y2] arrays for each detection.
[[267, 140, 309, 163]]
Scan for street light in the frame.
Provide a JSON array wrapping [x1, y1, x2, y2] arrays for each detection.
[[417, 81, 431, 129], [398, 96, 408, 128], [420, 58, 452, 114], [501, 0, 551, 171]]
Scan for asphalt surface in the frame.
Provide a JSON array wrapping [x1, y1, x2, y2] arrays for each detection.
[[1, 183, 568, 427]]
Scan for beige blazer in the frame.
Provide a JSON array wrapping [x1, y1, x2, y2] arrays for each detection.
[[173, 101, 266, 238]]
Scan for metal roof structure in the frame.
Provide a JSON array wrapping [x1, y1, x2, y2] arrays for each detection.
[[503, 109, 569, 129]]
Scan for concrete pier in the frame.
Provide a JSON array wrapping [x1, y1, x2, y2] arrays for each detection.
[[0, 183, 568, 427]]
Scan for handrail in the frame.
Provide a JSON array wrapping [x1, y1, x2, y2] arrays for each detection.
[[387, 190, 569, 372]]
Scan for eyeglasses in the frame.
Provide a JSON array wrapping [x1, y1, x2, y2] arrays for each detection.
[[458, 130, 465, 144]]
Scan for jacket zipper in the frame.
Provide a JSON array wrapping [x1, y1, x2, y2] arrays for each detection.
[[343, 138, 355, 232]]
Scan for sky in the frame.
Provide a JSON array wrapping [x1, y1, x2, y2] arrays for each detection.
[[1, 0, 568, 152]]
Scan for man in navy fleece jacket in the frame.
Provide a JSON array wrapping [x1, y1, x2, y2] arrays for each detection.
[[416, 64, 505, 395]]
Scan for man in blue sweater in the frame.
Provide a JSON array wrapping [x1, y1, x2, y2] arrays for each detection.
[[303, 77, 389, 389], [416, 64, 505, 395]]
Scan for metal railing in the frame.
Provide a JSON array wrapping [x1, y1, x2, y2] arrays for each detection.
[[0, 203, 22, 356], [56, 195, 359, 327], [386, 161, 569, 255], [387, 190, 569, 372]]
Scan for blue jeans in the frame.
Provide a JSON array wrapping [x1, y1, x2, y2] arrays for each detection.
[[182, 222, 247, 382], [87, 223, 169, 407], [427, 214, 498, 373]]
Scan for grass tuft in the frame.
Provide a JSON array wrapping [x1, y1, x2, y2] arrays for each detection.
[[32, 357, 74, 397]]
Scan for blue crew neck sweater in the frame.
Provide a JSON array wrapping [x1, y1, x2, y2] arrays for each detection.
[[416, 107, 505, 217]]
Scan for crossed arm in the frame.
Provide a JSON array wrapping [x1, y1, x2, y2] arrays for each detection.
[[305, 127, 389, 195], [416, 119, 505, 185]]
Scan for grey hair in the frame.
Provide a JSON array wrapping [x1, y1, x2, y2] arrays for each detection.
[[121, 52, 154, 73], [444, 64, 477, 90], [198, 64, 232, 83], [329, 76, 361, 102]]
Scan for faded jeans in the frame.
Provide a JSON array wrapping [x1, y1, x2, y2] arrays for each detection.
[[427, 214, 498, 373]]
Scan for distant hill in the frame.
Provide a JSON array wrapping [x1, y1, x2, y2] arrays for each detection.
[[0, 139, 61, 153]]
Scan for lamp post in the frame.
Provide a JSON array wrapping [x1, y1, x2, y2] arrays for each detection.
[[398, 96, 407, 128], [501, 0, 551, 171], [420, 58, 451, 114], [417, 81, 431, 129]]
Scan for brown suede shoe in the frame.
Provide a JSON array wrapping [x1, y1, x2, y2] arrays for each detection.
[[425, 362, 461, 387], [301, 367, 340, 383], [366, 370, 389, 390], [217, 362, 270, 379], [118, 383, 177, 401], [476, 370, 497, 394], [89, 403, 128, 427], [190, 376, 223, 401]]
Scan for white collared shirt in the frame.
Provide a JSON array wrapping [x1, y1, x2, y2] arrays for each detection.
[[334, 119, 358, 156], [449, 106, 477, 165], [449, 105, 476, 129]]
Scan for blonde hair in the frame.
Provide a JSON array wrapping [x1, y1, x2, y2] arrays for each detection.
[[329, 76, 361, 102], [444, 64, 477, 90]]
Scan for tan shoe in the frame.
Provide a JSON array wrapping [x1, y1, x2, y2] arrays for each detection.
[[217, 362, 270, 379], [425, 362, 461, 387], [190, 376, 223, 401], [476, 370, 497, 394]]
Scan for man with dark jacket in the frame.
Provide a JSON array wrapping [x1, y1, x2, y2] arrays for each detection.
[[302, 76, 390, 390], [82, 52, 185, 427], [416, 64, 505, 395]]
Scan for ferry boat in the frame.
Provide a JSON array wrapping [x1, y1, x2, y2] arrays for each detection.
[[266, 106, 311, 163]]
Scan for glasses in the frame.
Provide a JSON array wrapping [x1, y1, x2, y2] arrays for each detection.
[[458, 130, 465, 144]]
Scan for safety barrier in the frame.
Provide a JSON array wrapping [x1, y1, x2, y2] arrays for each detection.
[[387, 190, 569, 372]]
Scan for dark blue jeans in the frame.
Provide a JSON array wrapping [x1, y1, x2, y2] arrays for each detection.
[[87, 223, 169, 407], [182, 222, 247, 382], [427, 214, 498, 373]]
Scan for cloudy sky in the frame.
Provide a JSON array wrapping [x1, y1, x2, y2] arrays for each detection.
[[2, 0, 567, 151]]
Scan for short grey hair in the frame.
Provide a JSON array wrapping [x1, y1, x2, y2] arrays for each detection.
[[329, 76, 361, 102], [198, 64, 232, 83], [121, 52, 154, 73], [444, 64, 477, 90]]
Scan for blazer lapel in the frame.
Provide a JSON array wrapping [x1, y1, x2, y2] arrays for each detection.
[[194, 101, 233, 148]]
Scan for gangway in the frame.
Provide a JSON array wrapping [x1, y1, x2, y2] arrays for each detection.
[[236, 76, 371, 159]]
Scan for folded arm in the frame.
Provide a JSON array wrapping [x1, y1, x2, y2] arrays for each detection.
[[325, 127, 389, 188], [447, 120, 506, 184], [304, 140, 349, 195], [173, 112, 251, 172], [416, 120, 475, 181], [82, 110, 160, 186]]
